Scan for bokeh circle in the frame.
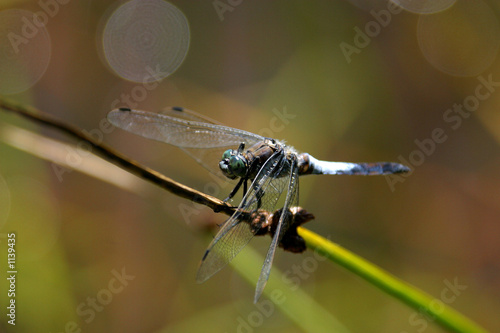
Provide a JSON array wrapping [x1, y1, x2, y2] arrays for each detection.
[[101, 0, 190, 83]]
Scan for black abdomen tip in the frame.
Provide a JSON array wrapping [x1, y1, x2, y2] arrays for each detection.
[[172, 106, 184, 112], [118, 107, 131, 112]]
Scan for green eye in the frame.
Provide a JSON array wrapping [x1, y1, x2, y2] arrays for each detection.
[[222, 150, 232, 160], [230, 156, 246, 177]]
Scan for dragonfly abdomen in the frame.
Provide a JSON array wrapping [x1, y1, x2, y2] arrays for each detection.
[[298, 154, 410, 176]]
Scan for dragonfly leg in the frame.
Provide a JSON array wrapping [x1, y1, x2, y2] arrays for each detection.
[[223, 177, 245, 202], [242, 179, 248, 197]]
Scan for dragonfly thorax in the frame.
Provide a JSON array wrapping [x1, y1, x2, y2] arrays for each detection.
[[219, 148, 248, 179]]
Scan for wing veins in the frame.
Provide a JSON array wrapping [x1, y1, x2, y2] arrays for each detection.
[[196, 151, 288, 283], [254, 155, 299, 302]]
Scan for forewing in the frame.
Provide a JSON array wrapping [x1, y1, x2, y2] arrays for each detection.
[[107, 107, 264, 177], [196, 151, 290, 283], [160, 106, 224, 125], [254, 155, 299, 302], [107, 108, 264, 149]]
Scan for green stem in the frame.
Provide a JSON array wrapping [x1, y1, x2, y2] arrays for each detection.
[[298, 227, 488, 333]]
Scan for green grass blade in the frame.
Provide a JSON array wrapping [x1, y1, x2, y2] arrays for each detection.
[[298, 227, 488, 333]]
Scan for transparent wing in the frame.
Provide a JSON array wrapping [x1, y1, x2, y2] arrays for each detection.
[[254, 155, 299, 302], [107, 107, 264, 148], [107, 107, 265, 176], [196, 150, 292, 283], [159, 106, 224, 125]]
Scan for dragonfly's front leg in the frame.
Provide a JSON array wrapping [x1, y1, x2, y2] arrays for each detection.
[[223, 177, 246, 203], [228, 157, 260, 204]]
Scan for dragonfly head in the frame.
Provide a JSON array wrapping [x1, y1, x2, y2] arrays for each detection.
[[219, 149, 248, 179]]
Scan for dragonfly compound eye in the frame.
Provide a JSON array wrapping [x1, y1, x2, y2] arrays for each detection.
[[229, 156, 247, 178], [222, 149, 232, 160]]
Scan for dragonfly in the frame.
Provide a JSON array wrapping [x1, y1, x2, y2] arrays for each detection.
[[107, 106, 410, 302]]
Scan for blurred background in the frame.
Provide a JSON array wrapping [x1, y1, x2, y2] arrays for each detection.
[[1, 0, 500, 332]]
